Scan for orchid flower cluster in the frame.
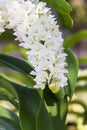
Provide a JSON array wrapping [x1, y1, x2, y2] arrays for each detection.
[[0, 0, 68, 93]]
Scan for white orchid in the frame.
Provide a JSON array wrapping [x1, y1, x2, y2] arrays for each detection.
[[0, 0, 68, 93]]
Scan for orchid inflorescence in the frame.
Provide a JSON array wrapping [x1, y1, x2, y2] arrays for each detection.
[[0, 0, 68, 93]]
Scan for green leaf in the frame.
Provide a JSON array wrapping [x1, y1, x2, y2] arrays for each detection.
[[37, 88, 67, 130], [0, 54, 35, 88], [6, 80, 41, 130], [0, 106, 21, 130], [64, 29, 87, 47], [64, 48, 79, 97], [0, 89, 18, 109], [58, 13, 73, 28], [0, 69, 35, 88], [15, 86, 41, 130], [1, 70, 35, 88], [0, 76, 18, 108], [0, 76, 68, 130], [0, 54, 33, 74], [0, 118, 16, 130], [78, 57, 87, 65], [0, 76, 18, 99], [0, 87, 13, 98], [12, 73, 35, 87], [40, 0, 73, 28], [44, 87, 68, 122], [0, 77, 41, 130]]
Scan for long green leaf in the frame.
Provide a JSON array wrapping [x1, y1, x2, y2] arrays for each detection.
[[0, 77, 41, 130], [15, 86, 41, 130], [0, 70, 35, 88], [37, 87, 67, 130], [0, 118, 16, 130], [13, 73, 35, 87], [58, 13, 73, 28], [0, 117, 20, 130], [64, 48, 79, 97], [0, 87, 13, 98], [44, 87, 68, 123], [0, 76, 18, 99], [0, 76, 18, 108], [0, 54, 33, 74], [7, 80, 41, 130], [0, 91, 18, 109], [52, 47, 78, 99], [40, 0, 73, 28], [0, 106, 21, 130], [64, 30, 87, 47]]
